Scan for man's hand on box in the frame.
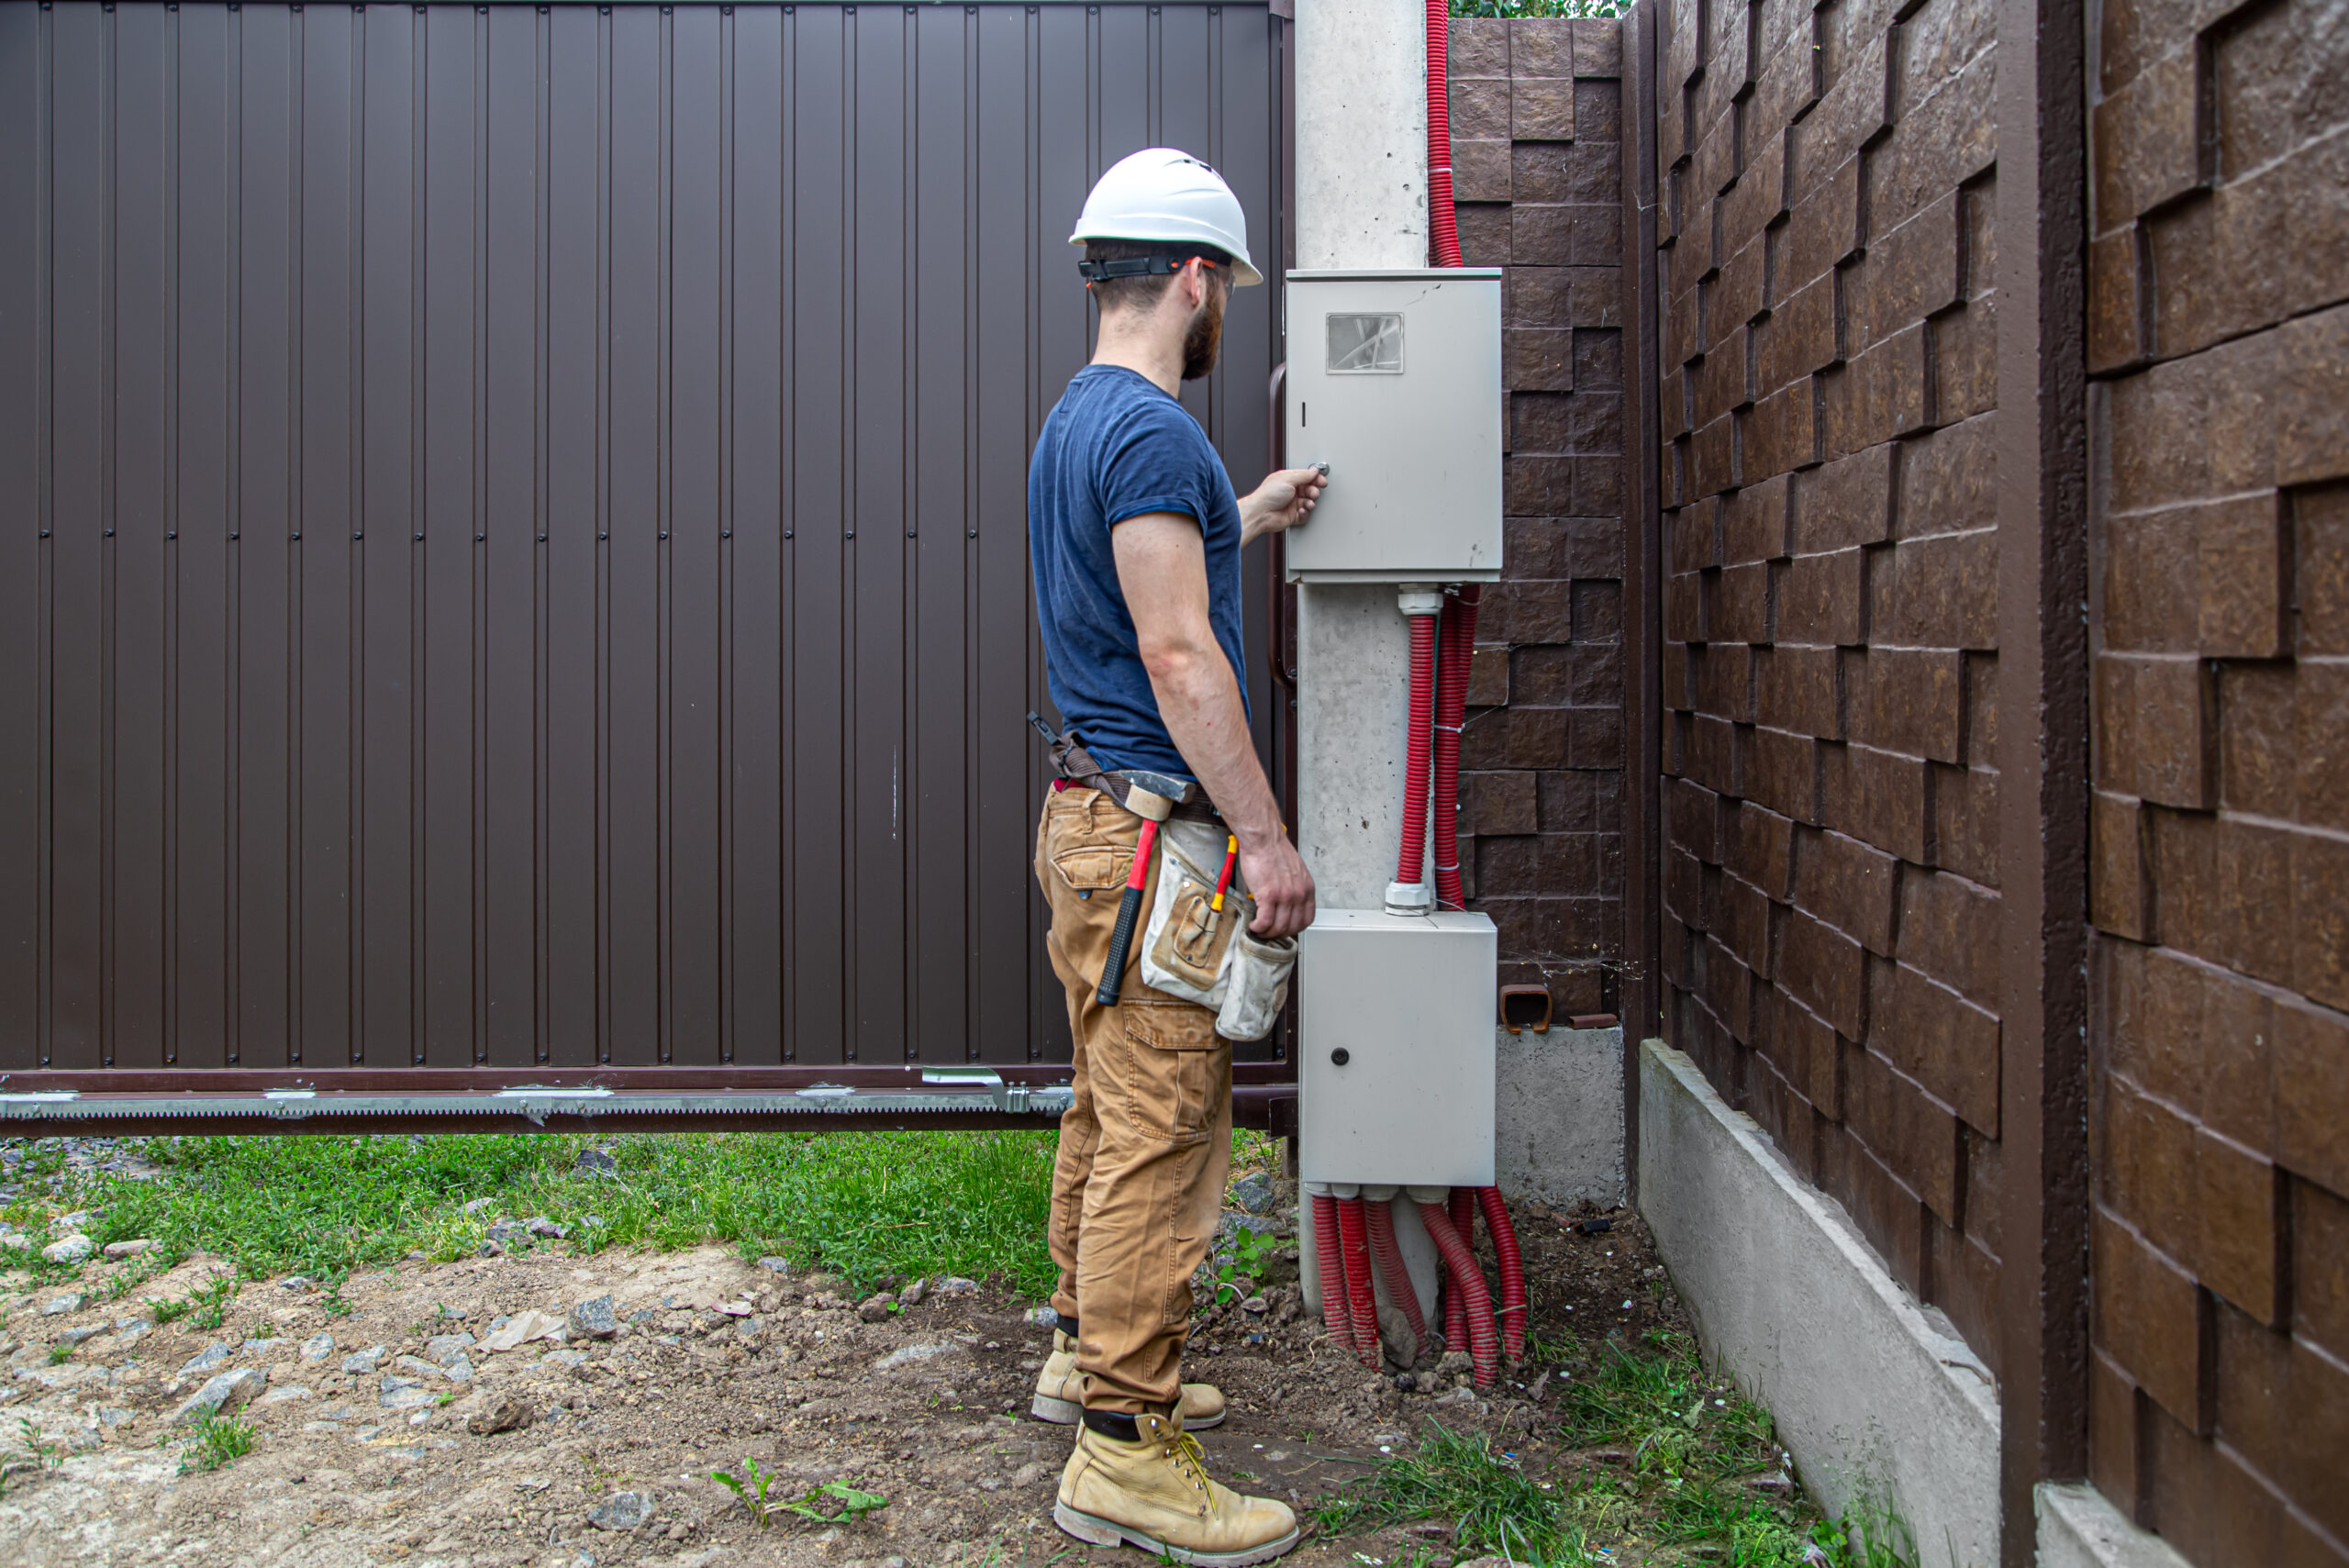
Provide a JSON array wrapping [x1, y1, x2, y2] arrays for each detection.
[[1240, 466, 1330, 545]]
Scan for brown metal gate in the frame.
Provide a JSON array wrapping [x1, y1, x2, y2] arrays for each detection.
[[0, 0, 1297, 1132]]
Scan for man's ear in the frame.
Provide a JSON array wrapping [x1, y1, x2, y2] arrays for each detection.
[[1179, 257, 1213, 310]]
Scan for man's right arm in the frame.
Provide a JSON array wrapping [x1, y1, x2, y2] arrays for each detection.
[[1110, 512, 1315, 938]]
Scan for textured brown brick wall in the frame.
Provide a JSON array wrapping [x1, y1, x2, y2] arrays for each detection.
[[1449, 17, 1629, 1018], [1644, 0, 2007, 1369], [2084, 0, 2349, 1559]]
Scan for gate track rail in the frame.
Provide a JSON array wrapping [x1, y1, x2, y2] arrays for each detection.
[[0, 1066, 1300, 1138]]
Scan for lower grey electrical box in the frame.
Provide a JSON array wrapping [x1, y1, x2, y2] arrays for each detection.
[[1297, 909, 1497, 1186], [1282, 269, 1504, 584]]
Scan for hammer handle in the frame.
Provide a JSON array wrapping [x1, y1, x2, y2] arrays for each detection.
[[1095, 817, 1161, 1007]]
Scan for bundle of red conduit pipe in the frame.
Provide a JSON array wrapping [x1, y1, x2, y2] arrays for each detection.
[[1310, 1184, 1524, 1386], [1300, 0, 1525, 1394]]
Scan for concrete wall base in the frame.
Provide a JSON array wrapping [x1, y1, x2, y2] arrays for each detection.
[[2036, 1484, 2195, 1568], [1497, 1024, 1624, 1207], [1637, 1040, 1999, 1568]]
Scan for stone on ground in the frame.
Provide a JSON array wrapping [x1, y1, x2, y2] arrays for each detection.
[[180, 1344, 232, 1376], [570, 1296, 620, 1339], [467, 1397, 537, 1437], [587, 1490, 654, 1530], [171, 1367, 265, 1427]]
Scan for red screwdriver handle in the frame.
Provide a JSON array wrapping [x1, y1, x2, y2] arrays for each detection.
[[1095, 817, 1161, 1007]]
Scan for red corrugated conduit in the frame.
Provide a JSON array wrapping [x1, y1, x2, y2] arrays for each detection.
[[1419, 1200, 1499, 1386], [1426, 0, 1464, 269], [1336, 1197, 1383, 1367], [1310, 1193, 1352, 1353], [1431, 586, 1480, 912], [1476, 1184, 1529, 1362], [1443, 1186, 1476, 1355], [1397, 611, 1439, 890], [1364, 1199, 1430, 1346]]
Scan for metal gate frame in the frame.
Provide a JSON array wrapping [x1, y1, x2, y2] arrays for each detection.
[[0, 0, 1300, 1135]]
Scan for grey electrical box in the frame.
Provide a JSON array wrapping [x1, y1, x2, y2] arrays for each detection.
[[1283, 270, 1504, 584], [1297, 910, 1497, 1186]]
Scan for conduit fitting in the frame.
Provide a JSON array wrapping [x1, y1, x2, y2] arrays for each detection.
[[1360, 1184, 1400, 1202], [1328, 1182, 1362, 1200], [1302, 1180, 1334, 1198], [1397, 585, 1445, 618], [1405, 1184, 1450, 1205], [1386, 879, 1436, 916]]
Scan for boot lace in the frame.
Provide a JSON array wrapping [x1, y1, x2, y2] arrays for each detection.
[[1161, 1429, 1216, 1503]]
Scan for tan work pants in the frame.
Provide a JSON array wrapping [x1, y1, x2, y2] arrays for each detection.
[[1035, 784, 1233, 1416]]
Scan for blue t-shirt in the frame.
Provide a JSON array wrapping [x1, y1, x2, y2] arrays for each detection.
[[1028, 365, 1249, 780]]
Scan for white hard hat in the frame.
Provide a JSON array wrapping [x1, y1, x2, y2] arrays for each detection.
[[1068, 148, 1263, 287]]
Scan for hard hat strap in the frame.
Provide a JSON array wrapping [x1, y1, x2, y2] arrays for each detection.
[[1076, 252, 1221, 284]]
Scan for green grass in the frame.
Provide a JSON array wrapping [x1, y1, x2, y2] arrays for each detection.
[[5, 1130, 1060, 1298], [1318, 1329, 1917, 1568], [1315, 1421, 1581, 1562]]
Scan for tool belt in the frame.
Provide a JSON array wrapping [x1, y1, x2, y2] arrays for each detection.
[[1137, 820, 1297, 1042], [1035, 723, 1224, 826]]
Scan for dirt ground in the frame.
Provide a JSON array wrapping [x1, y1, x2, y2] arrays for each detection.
[[3, 1190, 1687, 1568]]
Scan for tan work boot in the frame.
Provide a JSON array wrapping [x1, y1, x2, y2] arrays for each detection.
[[1030, 1330, 1228, 1429], [1054, 1410, 1299, 1564]]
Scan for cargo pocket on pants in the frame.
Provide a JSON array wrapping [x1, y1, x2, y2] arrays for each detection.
[[1044, 789, 1133, 893], [1118, 998, 1223, 1146]]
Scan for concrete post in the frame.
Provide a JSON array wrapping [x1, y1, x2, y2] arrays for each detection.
[[1290, 0, 1436, 1320]]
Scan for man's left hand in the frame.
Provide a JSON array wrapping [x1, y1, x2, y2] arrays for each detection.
[[1240, 466, 1330, 544]]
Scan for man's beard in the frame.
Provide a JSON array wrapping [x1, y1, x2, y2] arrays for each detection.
[[1180, 282, 1228, 381]]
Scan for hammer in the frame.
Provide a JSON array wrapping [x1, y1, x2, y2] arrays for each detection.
[[1096, 770, 1193, 1007]]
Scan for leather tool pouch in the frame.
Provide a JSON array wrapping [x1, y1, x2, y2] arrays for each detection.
[[1139, 820, 1297, 1042]]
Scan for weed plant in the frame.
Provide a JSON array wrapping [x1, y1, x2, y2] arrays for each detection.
[[183, 1414, 254, 1473], [12, 1418, 65, 1473], [711, 1455, 782, 1527]]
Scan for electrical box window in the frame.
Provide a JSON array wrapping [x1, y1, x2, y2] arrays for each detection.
[[1326, 313, 1403, 373]]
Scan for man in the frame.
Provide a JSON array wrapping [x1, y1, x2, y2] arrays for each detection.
[[1026, 148, 1327, 1566]]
